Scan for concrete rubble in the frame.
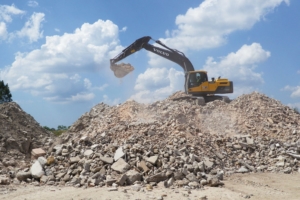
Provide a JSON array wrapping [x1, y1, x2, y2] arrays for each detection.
[[0, 102, 53, 180], [0, 91, 300, 192]]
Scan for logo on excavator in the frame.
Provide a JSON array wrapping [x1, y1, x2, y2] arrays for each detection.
[[153, 48, 169, 56]]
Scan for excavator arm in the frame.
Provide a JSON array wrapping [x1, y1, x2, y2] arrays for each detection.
[[110, 36, 195, 74], [110, 36, 233, 99]]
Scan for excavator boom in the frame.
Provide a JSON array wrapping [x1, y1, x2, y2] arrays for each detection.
[[110, 36, 195, 74]]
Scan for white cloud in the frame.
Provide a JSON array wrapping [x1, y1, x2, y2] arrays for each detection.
[[102, 94, 120, 105], [120, 26, 127, 32], [162, 0, 289, 51], [143, 0, 287, 90], [84, 78, 92, 89], [0, 4, 25, 41], [1, 19, 122, 103], [131, 67, 184, 103], [0, 4, 25, 23], [94, 83, 108, 91], [55, 28, 60, 32], [0, 22, 7, 39], [203, 43, 270, 97], [27, 1, 38, 7], [282, 85, 300, 98], [14, 12, 45, 43], [66, 92, 95, 102]]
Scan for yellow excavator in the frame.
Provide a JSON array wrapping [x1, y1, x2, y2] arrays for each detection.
[[110, 36, 233, 104]]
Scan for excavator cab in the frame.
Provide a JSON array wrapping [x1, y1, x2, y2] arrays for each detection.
[[186, 71, 233, 96], [187, 71, 208, 88]]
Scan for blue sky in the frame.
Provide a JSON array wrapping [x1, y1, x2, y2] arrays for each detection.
[[1, 0, 299, 128]]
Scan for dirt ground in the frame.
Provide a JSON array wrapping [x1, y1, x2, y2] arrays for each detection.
[[1, 173, 299, 200]]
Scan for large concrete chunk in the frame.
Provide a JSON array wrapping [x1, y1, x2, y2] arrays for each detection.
[[145, 172, 167, 183], [16, 171, 32, 181], [125, 170, 142, 185], [30, 160, 45, 179], [111, 158, 130, 173]]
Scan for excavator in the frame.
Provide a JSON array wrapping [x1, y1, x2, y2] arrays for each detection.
[[110, 36, 233, 105]]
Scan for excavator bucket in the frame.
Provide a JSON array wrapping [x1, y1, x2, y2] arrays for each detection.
[[110, 63, 134, 78]]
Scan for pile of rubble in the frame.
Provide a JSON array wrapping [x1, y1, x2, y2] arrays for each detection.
[[1, 92, 300, 191], [0, 102, 53, 169]]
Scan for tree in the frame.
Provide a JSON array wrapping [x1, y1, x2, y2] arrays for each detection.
[[57, 125, 68, 130], [0, 80, 12, 104]]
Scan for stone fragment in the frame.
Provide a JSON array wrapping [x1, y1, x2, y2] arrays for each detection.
[[84, 149, 93, 157], [207, 176, 224, 187], [137, 160, 150, 172], [126, 170, 142, 185], [107, 187, 118, 191], [70, 156, 80, 164], [186, 173, 198, 182], [40, 175, 49, 183], [131, 183, 142, 191], [46, 156, 55, 165], [237, 166, 249, 173], [38, 157, 47, 167], [0, 176, 9, 185], [31, 148, 46, 158], [63, 174, 71, 182], [203, 157, 214, 169], [166, 177, 174, 187], [105, 179, 117, 186], [283, 167, 292, 174], [30, 160, 45, 179], [147, 156, 158, 165], [111, 158, 130, 173], [188, 181, 200, 188], [116, 174, 128, 186], [16, 171, 32, 181], [174, 172, 184, 180], [145, 172, 167, 183], [114, 146, 125, 161], [100, 156, 114, 164]]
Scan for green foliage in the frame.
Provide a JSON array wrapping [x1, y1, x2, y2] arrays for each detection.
[[0, 80, 13, 104], [57, 125, 68, 130], [43, 125, 69, 137]]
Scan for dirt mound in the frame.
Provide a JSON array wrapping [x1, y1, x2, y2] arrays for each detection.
[[0, 102, 53, 167], [2, 91, 300, 189]]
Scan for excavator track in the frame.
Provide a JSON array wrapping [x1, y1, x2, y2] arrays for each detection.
[[171, 95, 230, 106]]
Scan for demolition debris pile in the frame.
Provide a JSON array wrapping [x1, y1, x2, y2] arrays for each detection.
[[0, 102, 53, 167], [1, 92, 300, 189]]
